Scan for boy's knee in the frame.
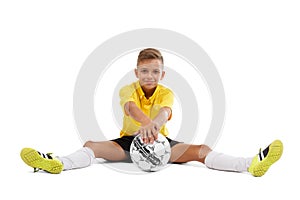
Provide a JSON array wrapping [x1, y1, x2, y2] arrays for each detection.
[[83, 141, 93, 148], [199, 144, 212, 159]]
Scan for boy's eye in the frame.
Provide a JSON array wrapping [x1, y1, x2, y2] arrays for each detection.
[[138, 68, 160, 74]]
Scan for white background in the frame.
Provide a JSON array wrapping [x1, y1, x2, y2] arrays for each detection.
[[1, 0, 299, 199]]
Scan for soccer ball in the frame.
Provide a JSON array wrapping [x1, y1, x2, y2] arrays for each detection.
[[130, 133, 171, 172]]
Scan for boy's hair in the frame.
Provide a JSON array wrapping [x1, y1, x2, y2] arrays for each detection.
[[137, 48, 164, 66]]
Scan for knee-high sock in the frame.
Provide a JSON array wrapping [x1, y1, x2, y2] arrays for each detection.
[[58, 147, 95, 170], [205, 151, 253, 172]]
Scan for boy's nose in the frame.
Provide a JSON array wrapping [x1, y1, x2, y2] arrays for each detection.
[[146, 72, 153, 78]]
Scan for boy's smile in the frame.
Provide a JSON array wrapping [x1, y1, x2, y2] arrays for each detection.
[[135, 59, 165, 97]]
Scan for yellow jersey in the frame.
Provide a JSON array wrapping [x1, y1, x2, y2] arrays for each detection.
[[119, 81, 174, 137]]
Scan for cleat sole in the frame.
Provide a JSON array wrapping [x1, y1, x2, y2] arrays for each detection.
[[20, 148, 63, 174], [250, 140, 283, 177]]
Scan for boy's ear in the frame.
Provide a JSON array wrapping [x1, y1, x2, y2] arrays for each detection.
[[134, 68, 138, 78], [160, 71, 166, 80]]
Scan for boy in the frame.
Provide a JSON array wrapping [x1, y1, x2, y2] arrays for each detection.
[[20, 48, 283, 176]]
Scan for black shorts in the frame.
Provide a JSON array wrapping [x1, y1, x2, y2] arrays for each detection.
[[111, 136, 181, 153]]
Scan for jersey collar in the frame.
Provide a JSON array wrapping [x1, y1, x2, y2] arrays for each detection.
[[135, 81, 160, 101]]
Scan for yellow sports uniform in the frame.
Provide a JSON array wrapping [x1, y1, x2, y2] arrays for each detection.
[[119, 81, 174, 137]]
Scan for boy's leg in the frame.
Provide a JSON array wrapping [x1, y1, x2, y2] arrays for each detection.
[[20, 141, 127, 173], [204, 151, 253, 172], [205, 140, 283, 176], [83, 141, 127, 161], [170, 143, 211, 163], [170, 143, 252, 172], [170, 140, 283, 176], [59, 141, 127, 170]]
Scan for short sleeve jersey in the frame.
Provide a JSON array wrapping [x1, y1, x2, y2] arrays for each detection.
[[119, 81, 174, 137]]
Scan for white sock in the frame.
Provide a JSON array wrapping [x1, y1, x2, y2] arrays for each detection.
[[58, 147, 95, 170], [205, 151, 253, 172]]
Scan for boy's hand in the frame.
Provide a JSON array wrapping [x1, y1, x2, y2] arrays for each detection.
[[138, 121, 159, 144]]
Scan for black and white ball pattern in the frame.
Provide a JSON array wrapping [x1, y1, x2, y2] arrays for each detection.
[[130, 134, 171, 172]]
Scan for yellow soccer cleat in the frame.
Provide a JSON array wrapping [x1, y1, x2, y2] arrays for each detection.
[[20, 148, 63, 174], [248, 140, 283, 177]]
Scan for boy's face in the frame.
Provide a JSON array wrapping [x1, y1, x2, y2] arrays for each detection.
[[135, 59, 165, 91]]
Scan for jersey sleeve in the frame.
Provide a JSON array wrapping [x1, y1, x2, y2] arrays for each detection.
[[159, 88, 174, 108], [158, 88, 174, 120], [119, 84, 136, 114]]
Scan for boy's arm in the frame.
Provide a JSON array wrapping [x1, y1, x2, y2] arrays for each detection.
[[124, 102, 171, 144], [124, 101, 151, 126], [141, 107, 171, 144], [152, 107, 171, 132]]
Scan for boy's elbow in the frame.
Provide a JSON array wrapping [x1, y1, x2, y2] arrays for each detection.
[[124, 101, 135, 116], [161, 107, 172, 120], [124, 102, 130, 115], [162, 107, 171, 115]]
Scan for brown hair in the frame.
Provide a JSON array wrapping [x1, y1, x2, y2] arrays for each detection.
[[137, 48, 164, 66]]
